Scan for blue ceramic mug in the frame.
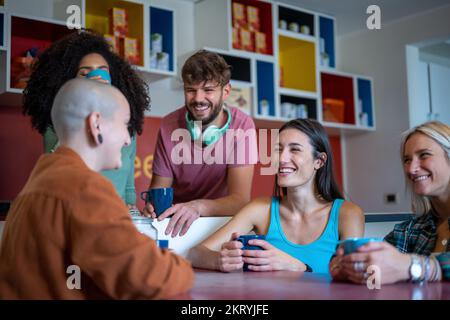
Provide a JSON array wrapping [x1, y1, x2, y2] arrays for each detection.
[[140, 188, 173, 217], [237, 234, 266, 271], [340, 237, 383, 255], [86, 68, 111, 84]]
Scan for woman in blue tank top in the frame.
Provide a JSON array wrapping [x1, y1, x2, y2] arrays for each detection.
[[188, 119, 364, 274]]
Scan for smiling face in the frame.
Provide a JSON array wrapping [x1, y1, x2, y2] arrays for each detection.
[[275, 128, 324, 190], [100, 91, 131, 170], [184, 81, 230, 126], [403, 132, 450, 197]]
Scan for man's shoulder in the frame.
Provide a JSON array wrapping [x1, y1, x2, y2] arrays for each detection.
[[160, 107, 185, 129], [228, 106, 255, 129]]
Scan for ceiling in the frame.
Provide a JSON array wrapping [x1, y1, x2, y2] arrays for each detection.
[[182, 0, 450, 36]]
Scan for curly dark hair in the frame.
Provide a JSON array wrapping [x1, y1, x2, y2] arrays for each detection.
[[22, 29, 150, 136]]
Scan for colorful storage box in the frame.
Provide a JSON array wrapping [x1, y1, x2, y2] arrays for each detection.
[[109, 7, 128, 38]]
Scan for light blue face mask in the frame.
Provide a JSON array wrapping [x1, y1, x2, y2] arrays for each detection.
[[86, 68, 112, 85]]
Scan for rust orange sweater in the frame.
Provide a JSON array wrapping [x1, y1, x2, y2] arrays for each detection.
[[0, 147, 194, 299]]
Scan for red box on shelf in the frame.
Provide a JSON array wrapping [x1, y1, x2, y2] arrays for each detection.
[[11, 56, 35, 89], [109, 7, 129, 38]]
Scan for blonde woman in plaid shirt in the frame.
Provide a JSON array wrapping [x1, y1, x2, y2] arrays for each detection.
[[331, 121, 449, 284]]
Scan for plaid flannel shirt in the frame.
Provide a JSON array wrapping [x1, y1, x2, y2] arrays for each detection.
[[384, 212, 450, 281]]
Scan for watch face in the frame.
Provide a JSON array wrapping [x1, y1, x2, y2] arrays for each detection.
[[411, 263, 422, 279]]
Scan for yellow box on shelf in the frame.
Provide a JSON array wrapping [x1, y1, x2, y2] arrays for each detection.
[[85, 0, 144, 67], [278, 35, 316, 93]]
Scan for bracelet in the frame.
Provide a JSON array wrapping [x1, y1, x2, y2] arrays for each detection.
[[424, 256, 431, 282], [431, 256, 443, 282]]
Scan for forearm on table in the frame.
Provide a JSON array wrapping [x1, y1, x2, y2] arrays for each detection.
[[197, 194, 250, 217], [187, 244, 221, 271]]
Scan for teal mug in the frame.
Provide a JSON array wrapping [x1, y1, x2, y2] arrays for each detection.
[[140, 188, 173, 217], [340, 237, 383, 255]]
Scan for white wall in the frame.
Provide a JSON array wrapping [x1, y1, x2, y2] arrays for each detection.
[[337, 4, 450, 213], [429, 62, 450, 125], [406, 45, 431, 128], [407, 45, 450, 128]]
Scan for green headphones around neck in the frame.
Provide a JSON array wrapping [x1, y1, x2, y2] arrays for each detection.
[[185, 106, 232, 146]]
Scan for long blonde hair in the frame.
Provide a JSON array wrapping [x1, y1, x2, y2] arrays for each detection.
[[400, 121, 450, 215]]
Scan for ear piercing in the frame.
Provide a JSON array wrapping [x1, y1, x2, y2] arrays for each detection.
[[98, 134, 103, 144]]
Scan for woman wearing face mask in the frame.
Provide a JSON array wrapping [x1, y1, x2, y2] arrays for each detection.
[[23, 30, 150, 210], [188, 119, 364, 274], [331, 121, 450, 284]]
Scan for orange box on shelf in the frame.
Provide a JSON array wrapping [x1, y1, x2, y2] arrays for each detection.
[[232, 27, 241, 50], [104, 34, 123, 56], [240, 28, 254, 52], [124, 37, 140, 65], [109, 7, 129, 38], [255, 31, 267, 54], [11, 56, 35, 89], [232, 2, 246, 28], [247, 5, 260, 31], [323, 98, 345, 123]]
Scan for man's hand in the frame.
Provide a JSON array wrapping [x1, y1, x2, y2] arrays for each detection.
[[158, 200, 205, 237], [142, 202, 156, 218]]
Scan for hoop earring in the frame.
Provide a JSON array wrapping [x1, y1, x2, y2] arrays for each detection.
[[97, 133, 103, 144]]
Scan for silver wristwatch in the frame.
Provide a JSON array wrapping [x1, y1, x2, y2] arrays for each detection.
[[409, 254, 423, 283]]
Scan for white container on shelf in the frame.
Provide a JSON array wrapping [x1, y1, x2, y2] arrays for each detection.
[[296, 104, 308, 119], [260, 99, 270, 116], [156, 52, 169, 71], [150, 52, 158, 69], [151, 33, 163, 53], [320, 38, 326, 53], [280, 102, 292, 118], [288, 22, 299, 33], [300, 25, 310, 35], [360, 112, 369, 127]]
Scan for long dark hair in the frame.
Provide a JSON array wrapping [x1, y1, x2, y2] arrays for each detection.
[[273, 119, 343, 201], [23, 29, 150, 136]]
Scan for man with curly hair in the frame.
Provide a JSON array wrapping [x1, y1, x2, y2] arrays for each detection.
[[22, 30, 150, 210]]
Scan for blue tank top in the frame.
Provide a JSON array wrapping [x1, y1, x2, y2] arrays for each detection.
[[265, 197, 343, 274]]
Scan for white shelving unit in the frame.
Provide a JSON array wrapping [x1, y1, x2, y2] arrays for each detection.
[[0, 0, 180, 105], [193, 0, 375, 132]]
